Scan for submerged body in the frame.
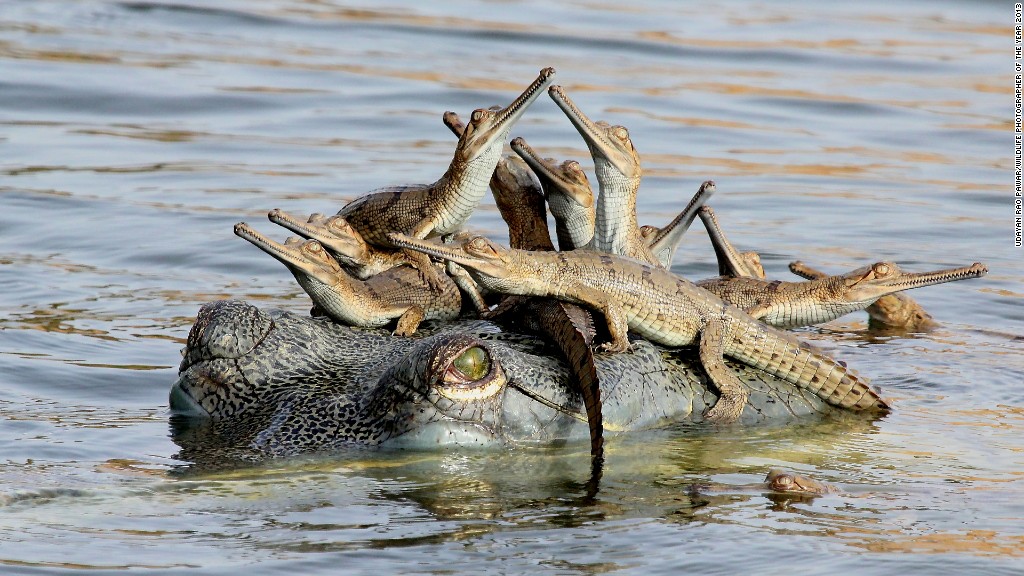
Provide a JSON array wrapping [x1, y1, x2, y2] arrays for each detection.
[[170, 300, 854, 459]]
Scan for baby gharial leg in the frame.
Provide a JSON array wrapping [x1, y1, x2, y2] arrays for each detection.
[[393, 305, 426, 337], [698, 316, 749, 423]]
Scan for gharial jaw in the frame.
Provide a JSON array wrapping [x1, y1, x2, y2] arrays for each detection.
[[267, 209, 369, 268], [454, 67, 556, 164], [548, 85, 640, 180], [838, 261, 988, 304], [510, 136, 594, 208], [388, 232, 513, 282], [234, 222, 343, 287]]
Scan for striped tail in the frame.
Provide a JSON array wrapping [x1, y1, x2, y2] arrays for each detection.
[[725, 319, 890, 411]]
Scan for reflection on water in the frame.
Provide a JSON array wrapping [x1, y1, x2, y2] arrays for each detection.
[[0, 0, 1018, 573]]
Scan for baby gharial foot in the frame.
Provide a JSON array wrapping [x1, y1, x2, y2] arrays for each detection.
[[702, 392, 748, 423], [402, 248, 450, 292], [392, 306, 425, 337], [596, 337, 632, 354]]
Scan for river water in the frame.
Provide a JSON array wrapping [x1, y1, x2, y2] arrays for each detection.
[[0, 1, 1019, 574]]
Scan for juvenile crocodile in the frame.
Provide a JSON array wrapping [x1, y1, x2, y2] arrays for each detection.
[[171, 300, 865, 460], [334, 67, 555, 285], [509, 136, 596, 251], [234, 223, 460, 336], [697, 260, 987, 329], [639, 180, 718, 268], [548, 85, 658, 264], [788, 260, 939, 331], [390, 233, 890, 423], [266, 209, 407, 279]]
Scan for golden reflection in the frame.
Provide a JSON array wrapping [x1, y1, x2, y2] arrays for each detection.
[[636, 29, 975, 60], [95, 459, 169, 479], [858, 530, 1024, 556], [681, 81, 966, 110], [604, 106, 811, 134]]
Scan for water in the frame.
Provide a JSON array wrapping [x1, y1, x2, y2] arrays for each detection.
[[0, 0, 1019, 573]]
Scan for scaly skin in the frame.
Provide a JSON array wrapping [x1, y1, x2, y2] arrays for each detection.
[[548, 85, 658, 264], [475, 152, 605, 461], [788, 261, 940, 331], [640, 181, 718, 268], [509, 136, 595, 251], [443, 111, 554, 252], [697, 206, 766, 279], [335, 68, 555, 284], [698, 261, 987, 329], [266, 209, 407, 279], [234, 223, 460, 336], [390, 233, 890, 423], [488, 154, 556, 252], [171, 300, 862, 460], [442, 110, 553, 308]]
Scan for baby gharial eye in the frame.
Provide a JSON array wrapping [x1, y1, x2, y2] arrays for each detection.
[[563, 160, 582, 173], [303, 240, 323, 254], [471, 108, 486, 123], [872, 262, 897, 277], [327, 217, 353, 234], [611, 125, 630, 142], [468, 236, 491, 251], [774, 474, 793, 487]]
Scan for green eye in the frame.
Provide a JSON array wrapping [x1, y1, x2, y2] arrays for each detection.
[[452, 346, 490, 381]]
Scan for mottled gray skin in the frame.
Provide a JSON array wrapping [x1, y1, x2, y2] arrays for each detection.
[[171, 300, 845, 460]]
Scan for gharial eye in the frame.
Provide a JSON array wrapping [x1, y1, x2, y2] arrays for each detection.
[[774, 475, 793, 487], [436, 342, 506, 402], [612, 126, 629, 141], [468, 237, 490, 250], [450, 346, 490, 382], [305, 241, 323, 253], [471, 109, 485, 122], [873, 263, 891, 275]]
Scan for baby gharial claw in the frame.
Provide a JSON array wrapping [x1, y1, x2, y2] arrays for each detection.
[[596, 339, 632, 354]]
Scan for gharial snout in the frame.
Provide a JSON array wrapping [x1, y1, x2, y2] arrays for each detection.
[[178, 300, 274, 373]]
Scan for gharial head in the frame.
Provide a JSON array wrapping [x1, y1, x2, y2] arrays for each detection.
[[838, 261, 988, 303], [510, 136, 594, 209], [764, 469, 834, 496], [234, 222, 344, 287], [548, 85, 640, 181], [170, 300, 588, 456], [492, 155, 542, 200], [267, 209, 369, 267], [389, 232, 514, 282], [451, 67, 556, 164]]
